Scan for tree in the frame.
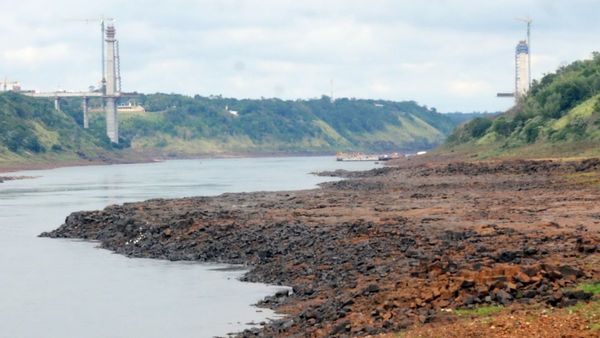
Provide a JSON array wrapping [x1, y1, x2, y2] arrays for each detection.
[[491, 117, 514, 136], [466, 118, 493, 138]]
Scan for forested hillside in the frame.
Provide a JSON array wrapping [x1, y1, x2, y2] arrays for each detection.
[[444, 52, 600, 158], [85, 95, 475, 155], [0, 92, 481, 167], [0, 92, 108, 167]]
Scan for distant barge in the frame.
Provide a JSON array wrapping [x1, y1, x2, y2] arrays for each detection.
[[336, 152, 402, 162]]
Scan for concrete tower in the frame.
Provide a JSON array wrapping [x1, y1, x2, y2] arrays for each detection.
[[104, 24, 119, 143], [515, 40, 530, 98]]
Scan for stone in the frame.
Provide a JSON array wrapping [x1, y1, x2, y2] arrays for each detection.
[[278, 319, 294, 331], [330, 320, 351, 335], [275, 289, 290, 298], [362, 284, 380, 295], [495, 290, 512, 305], [563, 290, 592, 301], [523, 246, 538, 256], [460, 279, 476, 288], [497, 251, 519, 263], [513, 271, 531, 284]]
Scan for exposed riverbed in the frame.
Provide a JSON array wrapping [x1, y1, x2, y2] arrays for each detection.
[[41, 157, 600, 337]]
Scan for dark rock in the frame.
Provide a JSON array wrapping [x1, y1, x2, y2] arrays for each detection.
[[495, 290, 512, 305], [523, 290, 538, 298], [548, 291, 564, 306], [497, 251, 519, 263], [523, 246, 538, 256], [563, 290, 592, 301], [362, 284, 380, 295], [558, 265, 583, 278], [275, 289, 290, 298], [330, 320, 351, 335], [460, 279, 475, 288]]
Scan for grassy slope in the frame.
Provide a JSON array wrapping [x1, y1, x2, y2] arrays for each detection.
[[88, 96, 468, 155], [442, 96, 600, 159], [441, 53, 600, 159], [125, 114, 446, 154], [0, 92, 480, 168], [0, 92, 109, 169]]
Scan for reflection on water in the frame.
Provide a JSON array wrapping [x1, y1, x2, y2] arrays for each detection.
[[0, 156, 377, 338]]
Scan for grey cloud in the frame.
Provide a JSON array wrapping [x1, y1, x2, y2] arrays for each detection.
[[1, 0, 599, 112]]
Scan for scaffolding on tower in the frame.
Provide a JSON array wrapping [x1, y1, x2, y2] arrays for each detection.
[[496, 17, 532, 103]]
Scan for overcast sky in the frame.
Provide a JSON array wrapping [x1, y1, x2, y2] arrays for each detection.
[[1, 0, 599, 112]]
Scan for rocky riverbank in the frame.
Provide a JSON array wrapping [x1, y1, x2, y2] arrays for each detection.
[[41, 157, 600, 337]]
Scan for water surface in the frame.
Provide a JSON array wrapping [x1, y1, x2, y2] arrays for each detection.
[[0, 156, 377, 338]]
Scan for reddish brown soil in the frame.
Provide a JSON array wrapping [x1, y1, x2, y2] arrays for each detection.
[[42, 156, 600, 337], [378, 299, 600, 338]]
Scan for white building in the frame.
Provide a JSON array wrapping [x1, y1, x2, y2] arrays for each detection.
[[515, 40, 530, 97], [225, 105, 239, 116]]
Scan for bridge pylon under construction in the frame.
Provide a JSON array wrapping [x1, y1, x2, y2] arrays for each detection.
[[25, 20, 129, 144]]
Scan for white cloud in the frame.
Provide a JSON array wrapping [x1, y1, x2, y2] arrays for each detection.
[[1, 0, 600, 112], [448, 80, 493, 97], [398, 62, 437, 72], [368, 81, 395, 95], [2, 44, 71, 66]]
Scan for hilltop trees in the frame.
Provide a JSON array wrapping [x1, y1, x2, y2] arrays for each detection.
[[446, 52, 600, 155]]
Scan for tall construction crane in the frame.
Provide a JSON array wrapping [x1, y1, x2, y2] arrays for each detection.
[[496, 17, 534, 101], [516, 17, 532, 88], [26, 18, 128, 143], [63, 16, 115, 94]]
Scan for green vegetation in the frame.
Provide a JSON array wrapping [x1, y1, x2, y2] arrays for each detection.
[[85, 94, 480, 154], [0, 92, 107, 167], [565, 171, 600, 187], [566, 297, 600, 331], [576, 282, 600, 295], [454, 305, 504, 317], [563, 282, 600, 332], [0, 91, 483, 167], [444, 52, 600, 158]]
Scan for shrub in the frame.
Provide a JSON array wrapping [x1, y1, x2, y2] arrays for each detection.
[[465, 118, 493, 138], [491, 117, 515, 136], [523, 124, 540, 143], [552, 118, 588, 142]]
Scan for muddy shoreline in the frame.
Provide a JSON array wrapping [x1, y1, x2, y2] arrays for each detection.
[[41, 157, 600, 337], [0, 175, 36, 183], [0, 151, 334, 174]]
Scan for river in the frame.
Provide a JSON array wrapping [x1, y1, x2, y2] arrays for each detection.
[[0, 156, 378, 338]]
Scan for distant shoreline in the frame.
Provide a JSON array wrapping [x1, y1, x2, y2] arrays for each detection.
[[0, 175, 36, 183], [0, 150, 337, 174]]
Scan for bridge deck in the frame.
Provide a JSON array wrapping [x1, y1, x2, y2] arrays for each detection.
[[25, 92, 105, 98], [24, 91, 137, 98]]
